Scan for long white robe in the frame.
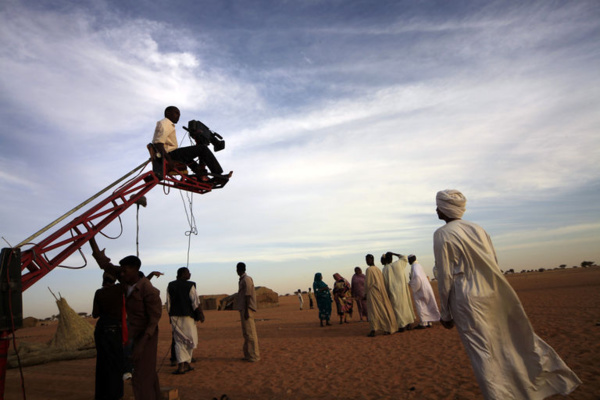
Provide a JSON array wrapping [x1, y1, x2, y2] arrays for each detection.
[[167, 285, 200, 364], [434, 219, 581, 400], [366, 265, 398, 333], [382, 256, 415, 328], [408, 261, 440, 323]]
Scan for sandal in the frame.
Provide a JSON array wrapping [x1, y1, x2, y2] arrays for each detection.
[[172, 370, 186, 375]]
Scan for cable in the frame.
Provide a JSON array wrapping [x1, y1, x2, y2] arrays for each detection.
[[98, 216, 124, 240], [16, 161, 150, 249], [179, 191, 198, 268]]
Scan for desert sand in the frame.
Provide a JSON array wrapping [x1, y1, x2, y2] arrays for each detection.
[[5, 266, 600, 400]]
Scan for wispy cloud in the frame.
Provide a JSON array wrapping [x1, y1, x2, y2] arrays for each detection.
[[1, 0, 598, 318]]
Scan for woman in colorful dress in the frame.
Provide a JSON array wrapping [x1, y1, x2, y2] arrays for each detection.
[[332, 273, 353, 324]]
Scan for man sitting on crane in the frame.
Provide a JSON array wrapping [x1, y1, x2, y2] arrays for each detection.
[[152, 106, 232, 185]]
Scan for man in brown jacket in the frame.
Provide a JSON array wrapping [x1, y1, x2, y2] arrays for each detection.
[[90, 238, 163, 400]]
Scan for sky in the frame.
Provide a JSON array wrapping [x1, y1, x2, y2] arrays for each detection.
[[1, 0, 599, 319]]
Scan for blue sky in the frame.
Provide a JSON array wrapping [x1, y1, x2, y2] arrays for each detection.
[[1, 0, 599, 318]]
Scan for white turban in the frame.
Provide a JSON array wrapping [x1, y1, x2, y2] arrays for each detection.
[[436, 189, 466, 219]]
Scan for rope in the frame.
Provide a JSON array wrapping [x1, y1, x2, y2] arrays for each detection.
[[179, 190, 198, 268], [136, 205, 141, 257]]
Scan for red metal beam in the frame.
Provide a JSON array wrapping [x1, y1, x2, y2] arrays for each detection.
[[19, 169, 214, 291]]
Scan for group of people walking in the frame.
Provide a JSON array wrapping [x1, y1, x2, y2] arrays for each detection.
[[308, 189, 582, 399], [312, 252, 440, 335]]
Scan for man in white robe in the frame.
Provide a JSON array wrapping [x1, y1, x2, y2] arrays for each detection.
[[434, 189, 581, 399], [382, 252, 415, 332], [167, 267, 202, 374], [407, 254, 440, 328]]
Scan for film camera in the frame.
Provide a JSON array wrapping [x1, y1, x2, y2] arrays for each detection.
[[183, 120, 226, 152]]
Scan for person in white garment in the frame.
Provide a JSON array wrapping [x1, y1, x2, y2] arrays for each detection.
[[296, 289, 304, 310], [433, 189, 581, 400], [407, 254, 440, 329], [167, 267, 203, 375], [382, 252, 415, 332]]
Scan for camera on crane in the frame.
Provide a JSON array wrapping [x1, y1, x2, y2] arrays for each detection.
[[183, 120, 226, 152]]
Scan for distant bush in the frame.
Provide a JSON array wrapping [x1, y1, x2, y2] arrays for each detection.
[[581, 261, 595, 268], [559, 264, 566, 269], [538, 268, 545, 272]]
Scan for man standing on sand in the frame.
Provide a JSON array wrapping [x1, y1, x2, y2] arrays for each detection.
[[365, 254, 398, 337], [434, 189, 581, 399], [167, 267, 203, 375], [91, 239, 162, 400], [92, 272, 124, 400], [296, 289, 304, 310], [382, 252, 415, 332], [120, 256, 163, 400], [236, 262, 260, 362], [307, 288, 314, 309], [407, 254, 440, 329]]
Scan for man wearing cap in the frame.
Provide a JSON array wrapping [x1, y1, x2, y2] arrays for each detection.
[[433, 189, 581, 399], [407, 254, 440, 329], [89, 238, 163, 400]]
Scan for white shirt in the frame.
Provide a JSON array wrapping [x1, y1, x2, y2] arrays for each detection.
[[152, 118, 178, 152]]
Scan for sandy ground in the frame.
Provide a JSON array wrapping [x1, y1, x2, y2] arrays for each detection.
[[5, 267, 600, 400]]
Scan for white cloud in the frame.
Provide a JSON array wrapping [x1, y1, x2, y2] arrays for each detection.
[[0, 3, 263, 139]]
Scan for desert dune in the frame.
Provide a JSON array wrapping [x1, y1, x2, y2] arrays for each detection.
[[5, 266, 600, 399]]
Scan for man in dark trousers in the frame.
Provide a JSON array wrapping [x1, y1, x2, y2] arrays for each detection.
[[152, 105, 231, 184], [92, 271, 124, 400], [90, 238, 163, 400], [167, 267, 203, 375]]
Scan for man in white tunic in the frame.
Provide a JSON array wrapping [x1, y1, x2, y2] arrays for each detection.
[[382, 252, 415, 332], [407, 254, 440, 329], [433, 189, 581, 400], [167, 267, 202, 375]]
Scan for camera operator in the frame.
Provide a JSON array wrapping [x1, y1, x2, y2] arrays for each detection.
[[152, 106, 231, 185]]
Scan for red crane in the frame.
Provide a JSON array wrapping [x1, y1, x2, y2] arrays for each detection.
[[0, 143, 231, 398]]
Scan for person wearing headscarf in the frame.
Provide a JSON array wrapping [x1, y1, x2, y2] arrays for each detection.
[[351, 267, 368, 321], [434, 189, 581, 399], [313, 273, 333, 327], [365, 254, 398, 337], [382, 252, 415, 332], [332, 273, 353, 324], [407, 254, 440, 329]]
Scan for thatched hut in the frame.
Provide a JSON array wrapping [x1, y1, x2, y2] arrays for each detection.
[[218, 286, 279, 310], [8, 290, 95, 368]]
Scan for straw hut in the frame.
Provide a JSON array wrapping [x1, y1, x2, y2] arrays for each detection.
[[218, 286, 279, 310], [8, 289, 95, 368]]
